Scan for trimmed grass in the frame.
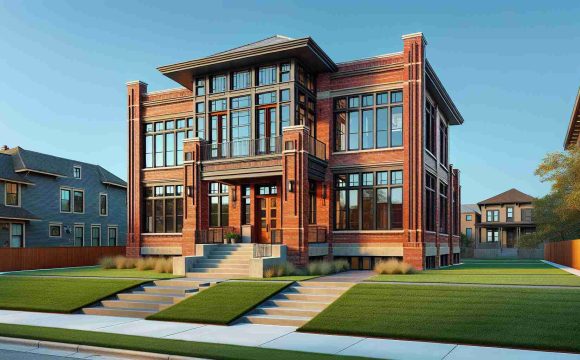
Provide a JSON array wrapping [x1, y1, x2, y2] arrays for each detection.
[[0, 323, 372, 360], [300, 283, 580, 353], [235, 275, 320, 281], [368, 259, 580, 286], [4, 266, 179, 279], [0, 277, 146, 313], [148, 281, 290, 324]]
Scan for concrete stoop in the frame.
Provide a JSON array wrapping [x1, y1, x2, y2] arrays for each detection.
[[237, 281, 354, 327], [82, 278, 215, 318], [186, 244, 254, 279]]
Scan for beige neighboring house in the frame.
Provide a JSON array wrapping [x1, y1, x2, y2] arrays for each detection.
[[475, 188, 538, 257], [460, 204, 480, 242]]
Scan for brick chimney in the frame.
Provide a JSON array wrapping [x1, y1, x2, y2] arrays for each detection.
[[0, 145, 8, 151]]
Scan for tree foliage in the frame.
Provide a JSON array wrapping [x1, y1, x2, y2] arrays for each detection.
[[524, 147, 580, 247]]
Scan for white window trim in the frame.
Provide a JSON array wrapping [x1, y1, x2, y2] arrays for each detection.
[[49, 223, 63, 238], [73, 189, 85, 214], [107, 225, 118, 246], [6, 222, 25, 248], [99, 193, 108, 216], [91, 224, 101, 246], [60, 187, 72, 213], [73, 165, 82, 180], [4, 182, 21, 208], [73, 223, 85, 247]]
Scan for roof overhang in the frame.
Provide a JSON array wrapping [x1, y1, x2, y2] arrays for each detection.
[[14, 168, 65, 178], [158, 37, 338, 90], [102, 181, 127, 189], [0, 177, 35, 186], [564, 88, 580, 149], [426, 60, 464, 126]]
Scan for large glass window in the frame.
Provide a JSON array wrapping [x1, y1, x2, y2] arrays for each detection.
[[258, 65, 276, 86], [257, 91, 276, 105], [209, 183, 229, 227], [211, 75, 226, 93], [231, 95, 251, 110], [5, 182, 19, 206], [426, 173, 436, 231], [335, 90, 403, 152], [425, 100, 436, 154], [145, 118, 194, 168], [143, 185, 184, 233], [232, 71, 250, 90], [486, 228, 499, 242], [335, 170, 403, 230], [231, 110, 251, 156], [210, 99, 227, 112], [439, 182, 448, 233]]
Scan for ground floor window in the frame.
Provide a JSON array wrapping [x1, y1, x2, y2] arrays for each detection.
[[486, 228, 499, 242], [309, 181, 317, 224], [91, 225, 101, 246], [1, 223, 24, 248], [74, 225, 84, 246], [425, 256, 436, 269], [108, 227, 118, 246], [335, 170, 403, 230], [335, 256, 402, 270], [440, 254, 449, 266], [242, 186, 251, 225], [210, 182, 229, 227], [144, 184, 184, 233]]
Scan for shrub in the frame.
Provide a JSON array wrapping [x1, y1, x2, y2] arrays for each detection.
[[136, 257, 156, 271], [374, 259, 416, 275], [154, 257, 174, 274], [114, 255, 136, 269], [332, 259, 350, 273], [99, 257, 116, 269]]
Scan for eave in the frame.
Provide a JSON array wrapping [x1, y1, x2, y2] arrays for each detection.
[[102, 181, 127, 189], [425, 60, 464, 126], [158, 37, 338, 90], [14, 169, 65, 178], [564, 87, 580, 149]]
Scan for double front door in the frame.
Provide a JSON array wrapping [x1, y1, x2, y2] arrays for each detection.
[[257, 196, 278, 244]]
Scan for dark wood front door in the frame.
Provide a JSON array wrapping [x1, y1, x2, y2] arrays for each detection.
[[257, 196, 278, 243], [506, 230, 516, 248]]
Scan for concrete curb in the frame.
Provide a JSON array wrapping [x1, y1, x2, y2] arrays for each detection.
[[0, 336, 206, 359]]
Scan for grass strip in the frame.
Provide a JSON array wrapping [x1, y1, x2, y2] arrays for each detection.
[[367, 274, 580, 286], [0, 276, 146, 313], [4, 266, 178, 279], [300, 283, 580, 353], [0, 323, 372, 360], [148, 281, 291, 324]]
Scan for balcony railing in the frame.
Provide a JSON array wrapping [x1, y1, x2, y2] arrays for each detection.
[[306, 135, 327, 161], [308, 225, 328, 243], [201, 137, 282, 161], [196, 227, 236, 244]]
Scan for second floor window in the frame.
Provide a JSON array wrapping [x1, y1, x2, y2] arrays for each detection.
[[211, 75, 226, 93], [486, 210, 499, 222], [100, 194, 108, 216], [258, 65, 276, 86], [5, 182, 19, 206], [334, 91, 403, 152], [507, 207, 514, 222], [521, 208, 533, 222], [60, 189, 71, 212], [144, 185, 184, 233], [439, 122, 448, 166], [280, 63, 290, 82], [425, 100, 436, 155], [73, 190, 84, 213], [232, 71, 250, 90], [144, 118, 193, 168], [466, 214, 472, 221]]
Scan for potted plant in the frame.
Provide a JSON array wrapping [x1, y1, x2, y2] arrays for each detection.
[[225, 232, 241, 244]]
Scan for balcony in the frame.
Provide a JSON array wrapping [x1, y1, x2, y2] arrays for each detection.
[[201, 137, 282, 161]]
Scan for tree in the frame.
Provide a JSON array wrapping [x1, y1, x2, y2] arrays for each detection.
[[523, 147, 580, 247]]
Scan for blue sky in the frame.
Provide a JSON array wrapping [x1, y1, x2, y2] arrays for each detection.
[[0, 0, 578, 203]]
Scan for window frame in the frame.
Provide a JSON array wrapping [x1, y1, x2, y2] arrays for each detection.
[[144, 118, 194, 168], [210, 74, 227, 94], [257, 65, 277, 86], [49, 223, 62, 238], [425, 100, 437, 156], [4, 182, 20, 207], [209, 182, 229, 228], [73, 165, 82, 179], [143, 184, 184, 234], [73, 189, 84, 214], [73, 224, 84, 246], [107, 226, 118, 246], [91, 225, 101, 246], [99, 193, 108, 216], [506, 206, 514, 222], [60, 188, 72, 213]]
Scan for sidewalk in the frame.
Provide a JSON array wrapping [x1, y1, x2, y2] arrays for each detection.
[[0, 310, 578, 360]]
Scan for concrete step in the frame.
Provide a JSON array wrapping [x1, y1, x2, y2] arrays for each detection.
[[142, 286, 198, 295], [207, 254, 253, 260], [153, 279, 210, 287], [263, 299, 329, 310], [288, 286, 348, 295], [297, 281, 355, 289], [276, 292, 338, 302], [253, 306, 319, 317], [242, 314, 310, 327], [186, 272, 245, 279], [198, 258, 251, 264], [82, 307, 156, 318], [189, 267, 248, 275], [101, 299, 170, 310], [194, 262, 250, 269], [118, 292, 185, 303]]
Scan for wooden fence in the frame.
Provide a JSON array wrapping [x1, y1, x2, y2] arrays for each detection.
[[0, 246, 126, 272], [544, 240, 580, 270]]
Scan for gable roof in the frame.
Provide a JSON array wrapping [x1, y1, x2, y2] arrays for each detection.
[[478, 188, 535, 206], [0, 147, 126, 188], [461, 204, 480, 214], [0, 154, 35, 185]]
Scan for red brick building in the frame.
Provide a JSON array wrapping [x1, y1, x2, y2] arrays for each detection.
[[127, 32, 463, 271]]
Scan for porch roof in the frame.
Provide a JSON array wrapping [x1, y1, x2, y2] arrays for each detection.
[[0, 205, 40, 222]]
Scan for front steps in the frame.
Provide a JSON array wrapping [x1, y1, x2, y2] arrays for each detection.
[[186, 244, 254, 279], [82, 278, 214, 318], [238, 281, 354, 327]]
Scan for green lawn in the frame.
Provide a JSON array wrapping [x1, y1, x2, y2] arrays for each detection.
[[368, 259, 580, 286], [300, 283, 580, 352], [0, 277, 146, 313], [4, 266, 179, 279], [148, 281, 290, 324], [0, 324, 372, 360]]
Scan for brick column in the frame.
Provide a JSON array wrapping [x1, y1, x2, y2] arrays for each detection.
[[182, 138, 206, 256], [126, 81, 147, 258], [282, 125, 311, 266], [402, 33, 426, 270]]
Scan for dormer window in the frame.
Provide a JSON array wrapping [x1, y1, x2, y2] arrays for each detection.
[[73, 166, 82, 179]]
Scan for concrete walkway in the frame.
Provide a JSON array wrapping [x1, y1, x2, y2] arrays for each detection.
[[0, 310, 578, 360], [542, 260, 580, 277], [311, 270, 374, 283]]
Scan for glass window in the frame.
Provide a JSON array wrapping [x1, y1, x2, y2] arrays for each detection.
[[196, 102, 205, 113], [154, 122, 164, 132], [108, 227, 117, 246], [231, 110, 251, 157], [348, 174, 359, 187], [390, 187, 403, 229], [426, 173, 436, 231], [362, 109, 373, 149], [231, 95, 251, 109], [258, 65, 277, 86], [391, 91, 403, 103], [466, 214, 472, 221], [5, 183, 19, 206], [425, 101, 436, 154], [196, 117, 205, 139], [49, 224, 61, 237], [209, 182, 229, 227], [143, 184, 183, 234], [391, 106, 403, 147], [165, 120, 175, 130], [91, 226, 100, 246], [73, 190, 84, 213], [165, 133, 175, 166], [281, 105, 290, 129], [196, 78, 205, 96], [10, 224, 23, 248], [348, 189, 359, 229], [362, 188, 374, 230], [232, 71, 250, 90], [280, 63, 290, 82], [391, 170, 403, 185], [377, 93, 388, 105], [211, 75, 226, 93], [74, 226, 84, 246], [522, 208, 533, 222], [335, 98, 347, 110], [376, 108, 388, 148], [362, 94, 373, 107], [73, 166, 81, 179], [242, 186, 251, 225], [280, 89, 290, 102], [155, 134, 164, 167], [362, 173, 373, 186], [335, 112, 346, 152], [176, 119, 186, 129], [257, 91, 277, 105], [348, 111, 359, 150], [210, 99, 227, 112], [348, 96, 360, 108], [145, 123, 154, 133], [376, 188, 388, 229], [60, 189, 71, 212], [176, 131, 185, 165], [100, 194, 108, 216], [377, 172, 388, 185]]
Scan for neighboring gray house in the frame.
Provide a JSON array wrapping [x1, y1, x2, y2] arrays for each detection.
[[0, 146, 126, 248]]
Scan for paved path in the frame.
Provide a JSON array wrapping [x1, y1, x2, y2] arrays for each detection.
[[0, 310, 578, 360], [543, 260, 580, 276], [310, 270, 374, 283]]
